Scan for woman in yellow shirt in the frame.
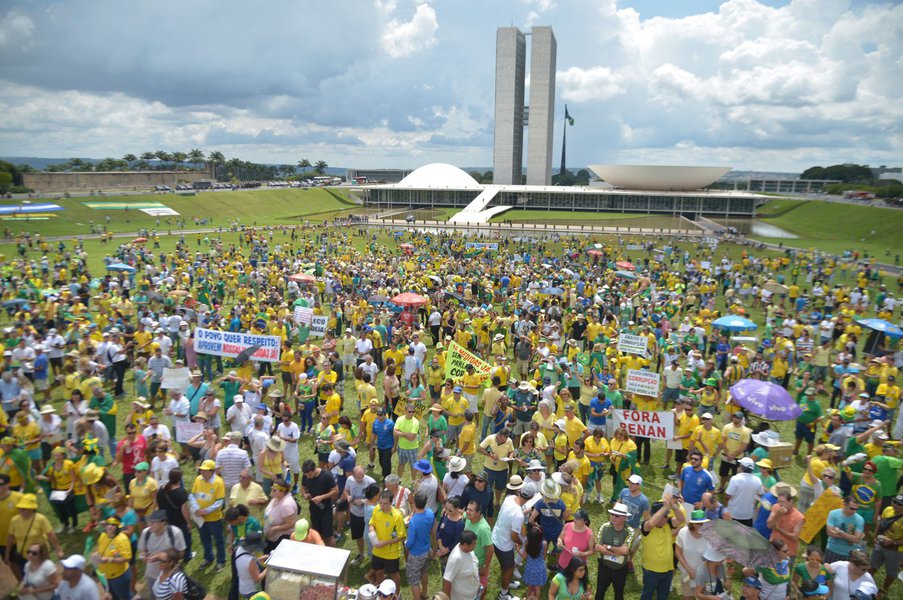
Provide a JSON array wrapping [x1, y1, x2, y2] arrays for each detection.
[[94, 516, 133, 600], [798, 444, 833, 512], [37, 447, 77, 533]]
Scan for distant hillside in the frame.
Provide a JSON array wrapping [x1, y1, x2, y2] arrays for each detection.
[[1, 157, 347, 177]]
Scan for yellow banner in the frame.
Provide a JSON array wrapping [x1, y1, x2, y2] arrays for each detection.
[[799, 488, 844, 544], [444, 341, 493, 384]]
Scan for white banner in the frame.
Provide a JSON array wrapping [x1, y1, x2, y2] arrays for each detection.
[[175, 421, 203, 443], [612, 409, 674, 440], [626, 244, 643, 251], [465, 242, 498, 251], [294, 306, 313, 326], [617, 333, 648, 356], [193, 327, 281, 363], [161, 367, 191, 391], [310, 315, 328, 338], [140, 207, 179, 216], [625, 369, 661, 396]]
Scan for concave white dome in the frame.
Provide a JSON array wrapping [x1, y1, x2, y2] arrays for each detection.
[[589, 165, 731, 191], [396, 163, 481, 189]]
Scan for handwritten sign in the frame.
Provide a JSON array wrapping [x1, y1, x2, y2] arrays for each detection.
[[617, 333, 648, 357], [193, 327, 280, 363], [294, 306, 314, 326], [310, 315, 328, 338], [175, 421, 203, 443], [611, 409, 674, 440], [161, 367, 191, 391], [626, 369, 661, 397], [444, 341, 493, 383], [799, 488, 844, 544]]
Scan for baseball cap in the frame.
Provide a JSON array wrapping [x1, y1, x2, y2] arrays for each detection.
[[377, 580, 397, 595], [627, 474, 643, 485], [61, 555, 87, 570], [739, 457, 756, 469]]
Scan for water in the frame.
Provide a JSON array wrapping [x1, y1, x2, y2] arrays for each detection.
[[714, 218, 799, 239]]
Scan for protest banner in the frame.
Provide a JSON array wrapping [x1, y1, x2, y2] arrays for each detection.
[[193, 327, 281, 362], [175, 421, 204, 444], [611, 409, 674, 440], [310, 315, 328, 338], [444, 341, 493, 383], [625, 369, 661, 396], [799, 488, 844, 544], [626, 244, 644, 251], [465, 242, 499, 251], [161, 367, 191, 391], [617, 333, 648, 356], [293, 306, 313, 326]]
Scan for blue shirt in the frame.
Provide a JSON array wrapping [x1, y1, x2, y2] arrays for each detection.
[[33, 354, 49, 381], [617, 489, 650, 530], [825, 508, 864, 557], [372, 418, 395, 449], [532, 499, 566, 540], [753, 492, 777, 540], [588, 397, 611, 427], [406, 509, 435, 556], [679, 466, 714, 504], [436, 514, 465, 552]]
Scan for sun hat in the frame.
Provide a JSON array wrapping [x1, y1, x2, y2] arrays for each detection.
[[703, 547, 726, 562], [429, 403, 443, 413], [61, 555, 86, 570], [148, 509, 169, 522], [770, 482, 798, 498], [335, 439, 351, 452], [81, 463, 105, 485], [554, 419, 566, 430], [16, 493, 38, 510], [540, 478, 561, 500], [39, 405, 56, 414], [413, 459, 433, 474], [518, 381, 531, 390], [85, 409, 99, 421], [756, 458, 774, 469], [526, 459, 545, 472], [609, 502, 630, 517], [266, 437, 285, 453], [506, 475, 524, 491], [199, 459, 216, 471], [688, 510, 710, 524]]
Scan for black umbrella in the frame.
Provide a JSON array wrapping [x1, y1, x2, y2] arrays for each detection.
[[443, 290, 464, 302], [234, 345, 261, 364]]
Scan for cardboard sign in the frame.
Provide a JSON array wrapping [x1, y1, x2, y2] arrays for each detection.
[[611, 409, 674, 440], [193, 327, 281, 363], [617, 333, 648, 356], [799, 488, 844, 544], [175, 421, 203, 443], [294, 306, 313, 326], [626, 369, 661, 396], [310, 315, 328, 338], [161, 367, 191, 391], [444, 341, 493, 383]]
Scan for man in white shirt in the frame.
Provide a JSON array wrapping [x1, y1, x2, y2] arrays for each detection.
[[491, 482, 530, 600], [247, 415, 270, 482], [225, 396, 251, 434], [164, 391, 190, 459], [662, 359, 683, 408], [154, 329, 173, 357], [108, 333, 129, 397], [136, 510, 187, 599], [360, 354, 380, 383], [724, 457, 765, 527], [354, 332, 373, 366], [410, 333, 428, 364], [215, 432, 251, 490], [275, 411, 301, 488], [56, 555, 100, 600], [45, 328, 66, 376], [142, 414, 172, 442], [444, 530, 481, 600]]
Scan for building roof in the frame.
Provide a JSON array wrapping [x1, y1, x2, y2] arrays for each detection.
[[588, 165, 731, 191], [394, 163, 481, 190]]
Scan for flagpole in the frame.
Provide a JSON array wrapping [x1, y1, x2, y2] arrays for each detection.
[[560, 106, 567, 178]]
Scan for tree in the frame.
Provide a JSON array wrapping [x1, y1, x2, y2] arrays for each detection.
[[208, 151, 225, 179], [122, 154, 137, 168], [801, 164, 872, 183], [314, 160, 328, 175], [171, 152, 188, 169], [0, 171, 12, 193], [140, 151, 156, 162], [187, 149, 205, 169], [298, 158, 311, 170], [154, 151, 172, 167]]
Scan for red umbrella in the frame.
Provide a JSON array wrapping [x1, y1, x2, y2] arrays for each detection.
[[289, 273, 316, 284], [399, 243, 414, 250], [133, 237, 147, 244], [587, 249, 602, 257], [391, 292, 427, 307], [616, 261, 636, 270]]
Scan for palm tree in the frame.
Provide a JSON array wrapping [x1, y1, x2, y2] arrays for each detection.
[[208, 151, 225, 179], [154, 151, 172, 168], [187, 149, 205, 170], [123, 154, 137, 168], [297, 158, 311, 171], [172, 152, 188, 169], [314, 160, 328, 175], [140, 151, 156, 163]]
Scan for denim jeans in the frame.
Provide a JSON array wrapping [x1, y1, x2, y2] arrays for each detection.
[[639, 568, 673, 600], [200, 519, 226, 565], [107, 567, 132, 600]]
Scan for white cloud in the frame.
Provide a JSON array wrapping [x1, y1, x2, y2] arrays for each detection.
[[0, 10, 34, 50], [557, 66, 626, 102], [381, 3, 438, 59]]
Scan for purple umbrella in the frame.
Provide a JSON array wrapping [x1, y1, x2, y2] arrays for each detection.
[[729, 379, 801, 421]]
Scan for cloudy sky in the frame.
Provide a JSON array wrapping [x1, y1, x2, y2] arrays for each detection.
[[0, 0, 900, 173]]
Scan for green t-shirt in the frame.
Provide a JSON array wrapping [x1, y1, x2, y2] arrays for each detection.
[[464, 517, 492, 567], [395, 416, 420, 450], [597, 523, 635, 570], [850, 473, 882, 510], [792, 562, 833, 585], [796, 395, 822, 425], [872, 455, 903, 498]]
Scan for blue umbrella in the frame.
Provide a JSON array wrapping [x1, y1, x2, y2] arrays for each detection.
[[858, 318, 903, 338], [713, 316, 758, 331], [729, 379, 801, 421], [106, 262, 135, 273], [540, 287, 564, 295], [614, 270, 637, 280]]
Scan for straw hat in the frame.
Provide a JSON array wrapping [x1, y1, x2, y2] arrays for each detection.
[[539, 478, 561, 500], [448, 456, 466, 473], [770, 482, 797, 498], [266, 437, 285, 453]]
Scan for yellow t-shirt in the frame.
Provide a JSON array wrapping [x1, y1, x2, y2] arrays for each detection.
[[676, 412, 700, 450], [323, 393, 342, 426], [552, 432, 570, 461], [369, 507, 406, 560], [96, 531, 132, 579], [584, 436, 610, 465], [567, 451, 592, 484], [459, 423, 476, 456], [9, 513, 53, 554], [191, 475, 225, 522], [720, 423, 751, 458], [0, 491, 22, 543], [803, 457, 828, 486], [45, 460, 76, 491], [690, 425, 722, 456], [443, 397, 469, 427], [13, 421, 41, 451], [480, 434, 514, 471], [461, 373, 483, 395], [361, 408, 379, 442], [563, 416, 587, 446], [128, 476, 159, 512]]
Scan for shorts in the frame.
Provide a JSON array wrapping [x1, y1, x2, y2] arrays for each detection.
[[510, 420, 531, 436], [317, 451, 331, 464], [795, 421, 815, 443], [335, 499, 349, 512], [398, 448, 418, 465], [662, 387, 680, 404], [463, 392, 479, 414], [371, 555, 400, 574], [34, 378, 49, 391], [406, 551, 431, 584], [486, 468, 508, 491], [350, 513, 365, 540], [447, 423, 463, 443], [281, 371, 293, 384], [494, 545, 515, 569], [870, 545, 903, 579]]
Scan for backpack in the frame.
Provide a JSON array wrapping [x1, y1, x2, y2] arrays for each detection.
[[178, 569, 207, 600], [140, 524, 177, 553]]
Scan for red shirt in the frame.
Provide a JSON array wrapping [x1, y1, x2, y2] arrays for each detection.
[[116, 435, 147, 474]]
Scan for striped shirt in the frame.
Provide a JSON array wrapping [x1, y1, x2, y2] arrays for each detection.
[[215, 445, 252, 489], [152, 570, 187, 600]]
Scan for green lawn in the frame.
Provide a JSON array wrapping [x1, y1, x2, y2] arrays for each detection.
[[754, 200, 903, 259], [0, 188, 359, 237]]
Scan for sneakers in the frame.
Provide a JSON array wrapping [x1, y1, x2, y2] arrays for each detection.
[[660, 464, 670, 470], [596, 492, 603, 504], [215, 563, 226, 573], [350, 554, 364, 566], [367, 463, 375, 471], [199, 560, 214, 570], [498, 593, 513, 600], [509, 580, 522, 590], [335, 533, 346, 544]]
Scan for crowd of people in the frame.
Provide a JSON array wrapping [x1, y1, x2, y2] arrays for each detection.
[[0, 223, 899, 600]]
